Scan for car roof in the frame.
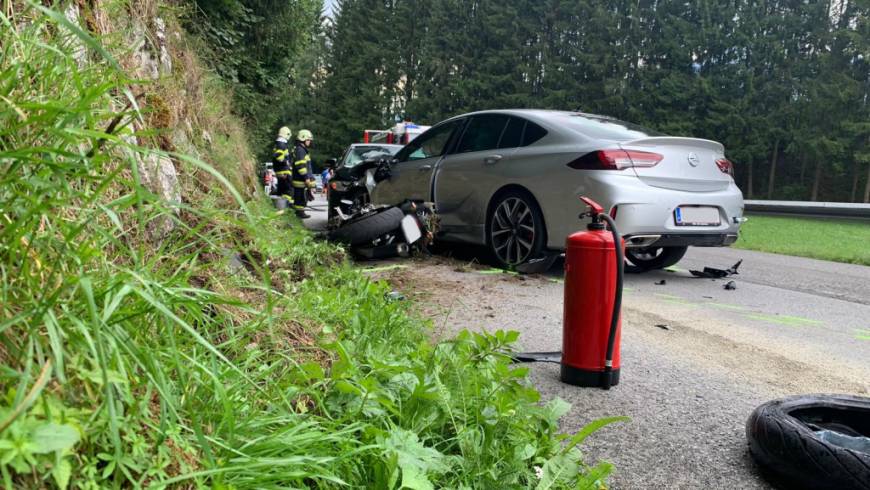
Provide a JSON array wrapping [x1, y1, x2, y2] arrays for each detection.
[[348, 143, 404, 149], [450, 108, 618, 121]]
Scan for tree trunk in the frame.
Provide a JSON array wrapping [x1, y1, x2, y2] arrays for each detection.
[[799, 154, 807, 185], [810, 160, 822, 201], [746, 161, 754, 199], [850, 162, 859, 202], [864, 163, 870, 204], [767, 139, 779, 199]]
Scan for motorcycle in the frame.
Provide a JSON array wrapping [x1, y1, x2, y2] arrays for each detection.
[[327, 157, 438, 259]]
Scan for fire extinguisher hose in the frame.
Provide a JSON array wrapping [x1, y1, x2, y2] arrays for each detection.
[[598, 213, 623, 390]]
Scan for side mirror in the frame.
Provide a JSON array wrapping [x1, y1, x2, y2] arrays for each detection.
[[325, 158, 337, 167]]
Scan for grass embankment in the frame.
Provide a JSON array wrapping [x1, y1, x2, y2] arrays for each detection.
[[0, 5, 619, 488], [734, 214, 870, 266]]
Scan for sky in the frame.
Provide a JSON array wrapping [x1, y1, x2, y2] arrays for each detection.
[[324, 0, 338, 18]]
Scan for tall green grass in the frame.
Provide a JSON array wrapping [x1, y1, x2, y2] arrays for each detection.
[[735, 214, 870, 265], [0, 4, 622, 489]]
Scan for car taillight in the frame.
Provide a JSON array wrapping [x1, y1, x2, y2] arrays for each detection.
[[610, 205, 618, 219], [716, 158, 734, 176], [567, 150, 663, 170]]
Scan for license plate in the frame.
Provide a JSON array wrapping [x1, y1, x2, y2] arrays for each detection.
[[674, 206, 720, 226]]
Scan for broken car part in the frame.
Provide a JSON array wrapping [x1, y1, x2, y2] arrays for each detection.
[[690, 259, 742, 279]]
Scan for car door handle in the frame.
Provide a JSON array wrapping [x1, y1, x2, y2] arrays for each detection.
[[484, 154, 503, 165], [419, 164, 432, 171]]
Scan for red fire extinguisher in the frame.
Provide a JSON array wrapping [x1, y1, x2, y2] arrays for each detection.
[[560, 196, 624, 389]]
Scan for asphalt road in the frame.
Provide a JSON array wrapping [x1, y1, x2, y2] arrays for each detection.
[[305, 197, 870, 489]]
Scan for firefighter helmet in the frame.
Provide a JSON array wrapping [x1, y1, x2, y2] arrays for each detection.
[[297, 129, 313, 142]]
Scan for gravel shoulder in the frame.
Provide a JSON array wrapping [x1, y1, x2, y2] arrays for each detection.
[[366, 256, 870, 489]]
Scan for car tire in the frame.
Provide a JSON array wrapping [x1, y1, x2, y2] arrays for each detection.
[[487, 190, 546, 268], [328, 206, 404, 246], [624, 246, 687, 271], [746, 394, 870, 490]]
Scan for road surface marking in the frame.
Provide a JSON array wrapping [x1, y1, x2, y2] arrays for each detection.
[[705, 302, 748, 311], [743, 313, 823, 327]]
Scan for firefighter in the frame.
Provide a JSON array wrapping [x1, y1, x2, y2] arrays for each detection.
[[292, 129, 316, 218], [272, 126, 293, 207]]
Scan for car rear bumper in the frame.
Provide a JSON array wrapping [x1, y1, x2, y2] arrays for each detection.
[[624, 232, 739, 248], [543, 173, 744, 250]]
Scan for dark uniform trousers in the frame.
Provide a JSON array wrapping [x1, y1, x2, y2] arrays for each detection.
[[272, 138, 293, 205], [292, 143, 313, 211]]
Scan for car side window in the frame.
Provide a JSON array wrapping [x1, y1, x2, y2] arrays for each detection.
[[522, 121, 548, 146], [498, 117, 526, 149], [455, 115, 510, 153], [396, 120, 463, 162]]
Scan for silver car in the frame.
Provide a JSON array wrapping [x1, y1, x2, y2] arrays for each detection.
[[371, 110, 744, 269]]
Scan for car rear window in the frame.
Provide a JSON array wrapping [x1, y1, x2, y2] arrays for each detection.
[[564, 114, 663, 141], [522, 121, 548, 146]]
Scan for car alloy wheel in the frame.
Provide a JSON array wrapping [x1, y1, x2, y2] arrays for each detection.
[[624, 246, 688, 271], [490, 196, 538, 266]]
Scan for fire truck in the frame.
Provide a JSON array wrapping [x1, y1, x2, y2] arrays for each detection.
[[362, 121, 431, 145]]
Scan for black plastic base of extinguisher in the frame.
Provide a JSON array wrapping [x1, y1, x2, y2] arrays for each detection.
[[560, 364, 620, 387]]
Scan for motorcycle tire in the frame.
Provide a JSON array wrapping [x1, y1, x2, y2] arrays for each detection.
[[746, 394, 870, 490], [328, 207, 405, 246]]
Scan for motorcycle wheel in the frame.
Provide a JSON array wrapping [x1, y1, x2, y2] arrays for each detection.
[[328, 207, 405, 246]]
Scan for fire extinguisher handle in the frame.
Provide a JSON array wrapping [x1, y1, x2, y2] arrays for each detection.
[[579, 196, 604, 216]]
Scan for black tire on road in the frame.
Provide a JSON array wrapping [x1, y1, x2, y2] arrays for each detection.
[[328, 206, 404, 246], [746, 394, 870, 490], [624, 245, 687, 272]]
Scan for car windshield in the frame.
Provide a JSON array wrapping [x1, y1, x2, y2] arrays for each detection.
[[563, 114, 664, 141], [342, 146, 399, 167]]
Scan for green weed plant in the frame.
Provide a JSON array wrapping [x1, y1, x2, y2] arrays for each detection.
[[0, 5, 622, 489]]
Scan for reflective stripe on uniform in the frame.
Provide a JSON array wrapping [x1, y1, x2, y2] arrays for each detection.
[[293, 204, 306, 210], [276, 170, 292, 175], [292, 181, 307, 188], [274, 149, 289, 161], [282, 194, 294, 203]]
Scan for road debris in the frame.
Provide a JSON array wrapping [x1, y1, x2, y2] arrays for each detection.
[[655, 279, 667, 285], [724, 281, 737, 290], [655, 324, 671, 330], [690, 259, 743, 279], [385, 290, 406, 301], [515, 253, 559, 274]]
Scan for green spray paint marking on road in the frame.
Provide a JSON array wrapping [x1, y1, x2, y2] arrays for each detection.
[[549, 278, 564, 284], [664, 266, 686, 273], [855, 329, 870, 341], [361, 264, 408, 273], [743, 313, 823, 327], [654, 293, 695, 305], [478, 268, 519, 276], [705, 302, 747, 311]]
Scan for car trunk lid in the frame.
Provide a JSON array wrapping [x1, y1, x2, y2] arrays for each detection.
[[619, 137, 732, 192]]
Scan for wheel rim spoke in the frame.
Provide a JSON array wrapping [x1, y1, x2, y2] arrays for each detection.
[[491, 197, 537, 265], [516, 236, 532, 250]]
